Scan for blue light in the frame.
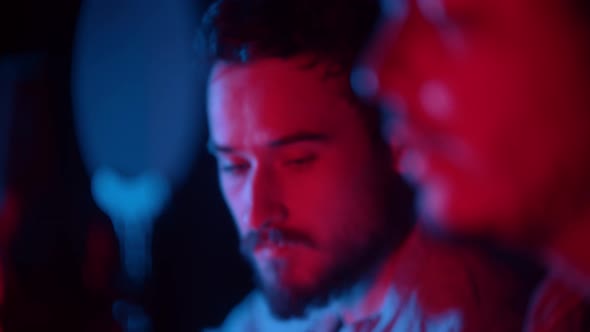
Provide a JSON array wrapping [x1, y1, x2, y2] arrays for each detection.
[[71, 0, 206, 285], [91, 167, 170, 282], [71, 0, 205, 185]]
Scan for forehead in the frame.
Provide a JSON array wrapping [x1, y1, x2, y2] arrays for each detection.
[[207, 58, 359, 147]]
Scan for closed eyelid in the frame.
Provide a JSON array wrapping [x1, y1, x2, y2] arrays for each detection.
[[282, 155, 318, 170], [285, 154, 316, 162], [218, 159, 252, 177], [215, 153, 251, 167]]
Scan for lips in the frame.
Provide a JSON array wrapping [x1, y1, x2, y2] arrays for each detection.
[[253, 243, 294, 261], [252, 239, 314, 265], [241, 228, 314, 259], [253, 235, 310, 257], [254, 239, 301, 251]]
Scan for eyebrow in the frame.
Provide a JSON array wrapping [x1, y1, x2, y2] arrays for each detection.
[[268, 132, 329, 148], [207, 131, 329, 155]]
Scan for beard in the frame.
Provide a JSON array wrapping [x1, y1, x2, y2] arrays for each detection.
[[240, 225, 395, 320]]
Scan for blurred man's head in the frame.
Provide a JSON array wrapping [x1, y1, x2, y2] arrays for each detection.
[[360, 0, 590, 257], [202, 0, 412, 319]]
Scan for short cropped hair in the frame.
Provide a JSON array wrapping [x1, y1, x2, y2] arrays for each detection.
[[200, 0, 379, 74]]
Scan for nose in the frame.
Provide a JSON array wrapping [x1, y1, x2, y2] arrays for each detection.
[[241, 166, 287, 232]]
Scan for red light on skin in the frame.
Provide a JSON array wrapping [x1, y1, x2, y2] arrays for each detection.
[[365, 0, 590, 244], [208, 55, 397, 316], [362, 0, 590, 296]]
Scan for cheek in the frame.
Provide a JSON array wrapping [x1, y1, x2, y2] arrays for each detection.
[[283, 169, 367, 238], [457, 53, 573, 179], [219, 178, 248, 231], [283, 175, 336, 230], [428, 66, 574, 231], [417, 59, 536, 221], [441, 50, 533, 166]]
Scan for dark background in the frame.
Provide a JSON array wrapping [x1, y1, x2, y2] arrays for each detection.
[[0, 1, 253, 331]]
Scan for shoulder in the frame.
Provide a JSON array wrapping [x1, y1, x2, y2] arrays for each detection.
[[203, 291, 313, 332], [384, 227, 535, 331]]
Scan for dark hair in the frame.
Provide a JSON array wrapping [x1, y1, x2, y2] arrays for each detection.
[[199, 0, 383, 142], [200, 0, 379, 73]]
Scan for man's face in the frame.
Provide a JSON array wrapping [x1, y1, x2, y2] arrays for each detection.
[[361, 0, 590, 244], [208, 57, 393, 318]]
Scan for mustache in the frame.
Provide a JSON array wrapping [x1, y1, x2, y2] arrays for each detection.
[[240, 227, 315, 255]]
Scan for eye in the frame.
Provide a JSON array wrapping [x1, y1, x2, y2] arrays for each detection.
[[284, 155, 317, 169], [218, 160, 251, 176]]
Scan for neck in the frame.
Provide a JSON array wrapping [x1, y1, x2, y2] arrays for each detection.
[[326, 241, 403, 325], [544, 205, 590, 296]]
